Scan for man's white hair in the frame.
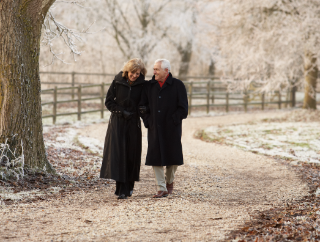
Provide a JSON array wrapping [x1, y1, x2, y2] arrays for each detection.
[[155, 59, 171, 72]]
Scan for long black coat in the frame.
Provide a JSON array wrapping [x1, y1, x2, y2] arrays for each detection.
[[140, 73, 188, 166], [100, 72, 145, 182]]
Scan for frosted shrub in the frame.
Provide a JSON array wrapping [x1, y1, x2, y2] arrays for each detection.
[[0, 140, 25, 181]]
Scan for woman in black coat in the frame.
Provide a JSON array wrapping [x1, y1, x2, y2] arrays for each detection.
[[100, 58, 147, 199]]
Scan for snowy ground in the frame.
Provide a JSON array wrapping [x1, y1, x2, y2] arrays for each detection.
[[204, 122, 320, 164], [43, 124, 104, 178], [203, 109, 320, 165], [0, 123, 106, 205]]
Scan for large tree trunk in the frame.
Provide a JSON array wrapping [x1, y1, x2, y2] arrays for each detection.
[[208, 58, 215, 76], [303, 51, 318, 109], [0, 0, 55, 171], [178, 41, 192, 78]]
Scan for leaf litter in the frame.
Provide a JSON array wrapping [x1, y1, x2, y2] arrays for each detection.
[[0, 124, 108, 206], [199, 109, 320, 241]]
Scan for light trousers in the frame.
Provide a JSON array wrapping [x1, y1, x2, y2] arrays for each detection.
[[152, 165, 178, 191]]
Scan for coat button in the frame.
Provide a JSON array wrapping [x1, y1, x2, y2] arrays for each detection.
[[159, 96, 161, 98], [158, 110, 160, 113]]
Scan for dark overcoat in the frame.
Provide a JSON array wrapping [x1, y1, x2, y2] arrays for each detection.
[[140, 73, 188, 166], [100, 71, 145, 182]]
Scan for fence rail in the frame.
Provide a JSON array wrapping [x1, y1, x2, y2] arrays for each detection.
[[40, 71, 219, 86], [41, 80, 296, 124]]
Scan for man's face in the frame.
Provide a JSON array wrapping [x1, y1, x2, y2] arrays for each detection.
[[128, 69, 141, 82], [153, 62, 168, 82]]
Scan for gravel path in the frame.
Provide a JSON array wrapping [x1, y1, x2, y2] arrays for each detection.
[[0, 111, 309, 241]]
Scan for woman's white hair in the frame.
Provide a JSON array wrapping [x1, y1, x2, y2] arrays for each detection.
[[155, 59, 171, 72]]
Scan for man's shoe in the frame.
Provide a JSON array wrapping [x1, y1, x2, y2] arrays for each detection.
[[118, 194, 127, 199], [166, 182, 174, 194], [153, 191, 168, 198]]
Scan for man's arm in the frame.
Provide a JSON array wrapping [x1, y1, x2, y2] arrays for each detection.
[[172, 80, 188, 125]]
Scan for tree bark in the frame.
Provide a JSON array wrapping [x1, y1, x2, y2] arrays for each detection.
[[0, 0, 55, 171], [303, 51, 318, 109], [178, 41, 192, 78], [208, 58, 215, 76]]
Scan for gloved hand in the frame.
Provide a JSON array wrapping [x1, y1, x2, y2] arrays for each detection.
[[123, 110, 134, 120], [138, 106, 150, 115]]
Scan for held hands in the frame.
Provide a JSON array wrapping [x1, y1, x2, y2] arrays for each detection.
[[138, 106, 150, 115], [122, 106, 149, 120], [123, 110, 134, 120]]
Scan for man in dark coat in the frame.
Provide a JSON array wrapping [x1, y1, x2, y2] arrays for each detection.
[[139, 59, 188, 198]]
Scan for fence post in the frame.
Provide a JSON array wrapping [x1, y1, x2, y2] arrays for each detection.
[[285, 90, 289, 108], [53, 86, 57, 124], [101, 83, 105, 119], [226, 92, 229, 112], [78, 85, 82, 121], [188, 82, 193, 115], [291, 86, 296, 107], [278, 91, 281, 109], [206, 81, 210, 113], [243, 91, 248, 112], [211, 81, 215, 104], [71, 72, 75, 100], [261, 93, 265, 110]]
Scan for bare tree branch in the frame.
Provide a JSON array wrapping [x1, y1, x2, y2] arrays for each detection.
[[41, 3, 98, 65]]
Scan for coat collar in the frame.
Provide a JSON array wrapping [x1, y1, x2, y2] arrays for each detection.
[[150, 73, 173, 85]]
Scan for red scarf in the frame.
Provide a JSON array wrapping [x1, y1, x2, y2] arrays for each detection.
[[158, 74, 169, 88]]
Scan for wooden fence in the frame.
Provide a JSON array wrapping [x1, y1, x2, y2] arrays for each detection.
[[184, 81, 295, 115], [42, 83, 107, 124], [41, 80, 296, 124], [40, 71, 219, 86]]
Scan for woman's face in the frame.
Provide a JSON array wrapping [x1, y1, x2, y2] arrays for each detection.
[[128, 69, 141, 82]]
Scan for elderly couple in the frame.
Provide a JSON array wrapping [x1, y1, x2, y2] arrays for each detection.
[[100, 58, 188, 199]]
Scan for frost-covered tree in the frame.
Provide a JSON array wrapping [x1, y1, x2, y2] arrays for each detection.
[[0, 0, 89, 172], [165, 0, 200, 77], [38, 0, 213, 77], [214, 0, 320, 109], [0, 0, 58, 171], [97, 0, 202, 76], [101, 0, 170, 65]]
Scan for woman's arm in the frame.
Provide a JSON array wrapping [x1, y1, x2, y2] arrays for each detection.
[[105, 80, 124, 114]]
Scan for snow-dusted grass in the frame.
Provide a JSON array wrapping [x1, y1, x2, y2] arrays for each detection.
[[43, 123, 104, 155], [204, 118, 320, 164], [0, 186, 61, 201], [0, 123, 104, 204], [77, 135, 104, 155], [43, 124, 103, 178], [0, 141, 24, 181]]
